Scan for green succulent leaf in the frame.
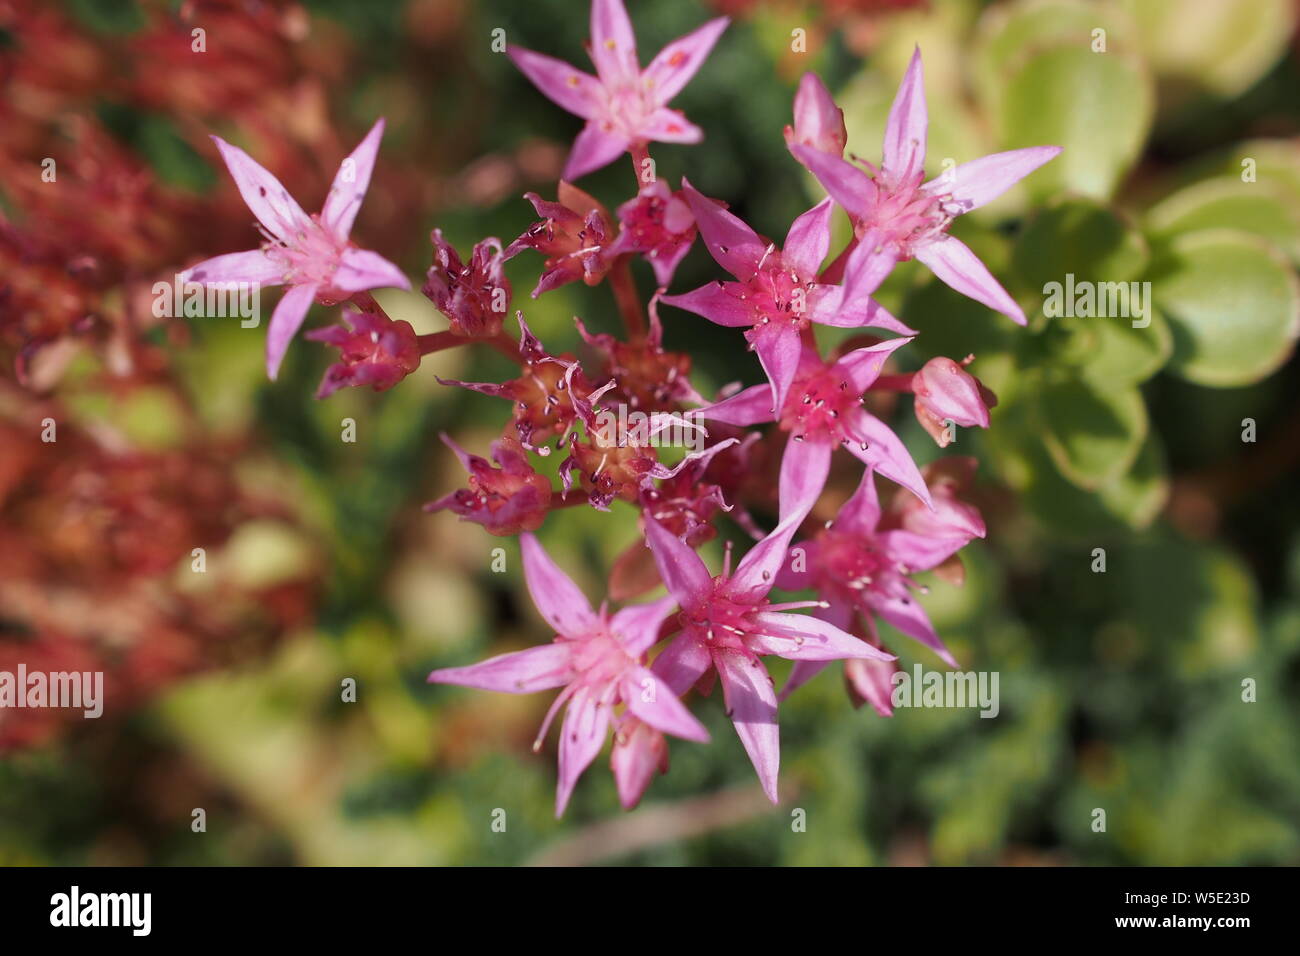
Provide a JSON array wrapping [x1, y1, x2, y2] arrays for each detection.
[[997, 44, 1153, 202], [1036, 373, 1148, 489], [1150, 229, 1300, 387]]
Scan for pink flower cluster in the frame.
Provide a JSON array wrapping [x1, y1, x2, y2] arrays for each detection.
[[182, 0, 1059, 815]]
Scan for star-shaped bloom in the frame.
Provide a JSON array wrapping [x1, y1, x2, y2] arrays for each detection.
[[700, 337, 933, 522], [508, 0, 728, 180], [641, 474, 895, 803], [776, 460, 986, 702], [180, 119, 411, 378], [661, 180, 909, 412], [428, 533, 709, 815], [789, 50, 1061, 325]]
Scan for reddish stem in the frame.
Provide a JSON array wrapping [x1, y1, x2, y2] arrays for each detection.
[[872, 373, 915, 393], [609, 258, 646, 341]]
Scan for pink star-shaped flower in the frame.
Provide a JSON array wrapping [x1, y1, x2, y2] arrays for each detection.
[[776, 460, 986, 703], [789, 49, 1061, 325], [661, 179, 909, 412], [700, 337, 933, 522], [508, 0, 728, 180], [427, 533, 709, 816], [180, 119, 410, 378], [642, 493, 895, 803]]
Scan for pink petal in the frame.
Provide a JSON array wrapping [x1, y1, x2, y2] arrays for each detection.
[[265, 282, 317, 380], [914, 235, 1025, 325], [782, 197, 833, 279], [873, 591, 956, 667], [831, 336, 912, 394], [640, 107, 704, 144], [321, 118, 384, 240], [727, 528, 795, 603], [622, 666, 710, 742], [774, 537, 818, 591], [642, 516, 713, 611], [777, 433, 832, 525], [780, 660, 829, 700], [877, 528, 968, 574], [651, 631, 713, 696], [610, 716, 667, 810], [332, 247, 411, 293], [659, 281, 755, 328], [845, 655, 899, 717], [789, 143, 875, 217], [750, 323, 802, 414], [520, 532, 599, 636], [785, 72, 847, 156], [555, 687, 612, 816], [589, 0, 639, 83], [643, 17, 729, 103], [845, 409, 933, 509], [564, 122, 631, 181], [679, 178, 766, 281], [838, 228, 897, 310], [180, 248, 285, 287], [427, 642, 575, 693], [836, 466, 882, 537], [933, 145, 1063, 213], [211, 135, 311, 243], [778, 602, 853, 700], [882, 47, 928, 186], [716, 649, 780, 803], [507, 46, 602, 119], [698, 383, 774, 427], [610, 594, 679, 655], [752, 610, 896, 662]]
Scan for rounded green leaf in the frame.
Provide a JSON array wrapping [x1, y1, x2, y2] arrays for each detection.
[[1036, 373, 1147, 489], [973, 0, 1134, 115], [1096, 432, 1169, 530], [1151, 229, 1300, 387], [1014, 196, 1149, 289], [1147, 177, 1300, 265], [1117, 0, 1296, 99], [997, 44, 1153, 202]]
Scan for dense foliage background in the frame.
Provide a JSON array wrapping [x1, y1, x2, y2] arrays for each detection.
[[2, 0, 1298, 865]]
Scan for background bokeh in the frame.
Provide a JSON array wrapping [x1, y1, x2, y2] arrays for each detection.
[[2, 0, 1299, 865]]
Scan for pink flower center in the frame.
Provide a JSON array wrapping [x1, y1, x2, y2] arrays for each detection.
[[855, 171, 964, 259], [680, 585, 766, 654], [566, 628, 639, 687], [262, 214, 348, 294], [777, 362, 859, 444], [813, 529, 917, 610]]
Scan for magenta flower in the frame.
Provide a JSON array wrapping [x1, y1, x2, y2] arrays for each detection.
[[425, 434, 552, 536], [507, 0, 728, 180], [660, 180, 908, 411], [642, 494, 895, 802], [776, 463, 986, 700], [180, 119, 411, 378], [427, 533, 709, 815], [607, 180, 697, 287], [701, 337, 933, 520], [911, 355, 998, 447], [305, 307, 421, 399], [504, 184, 615, 297], [423, 231, 511, 338], [789, 50, 1061, 325], [783, 72, 846, 157]]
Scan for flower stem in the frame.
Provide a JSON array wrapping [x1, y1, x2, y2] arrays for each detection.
[[871, 373, 915, 393], [609, 258, 646, 341]]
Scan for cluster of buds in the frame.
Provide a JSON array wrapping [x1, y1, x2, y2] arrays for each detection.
[[182, 0, 1060, 814]]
